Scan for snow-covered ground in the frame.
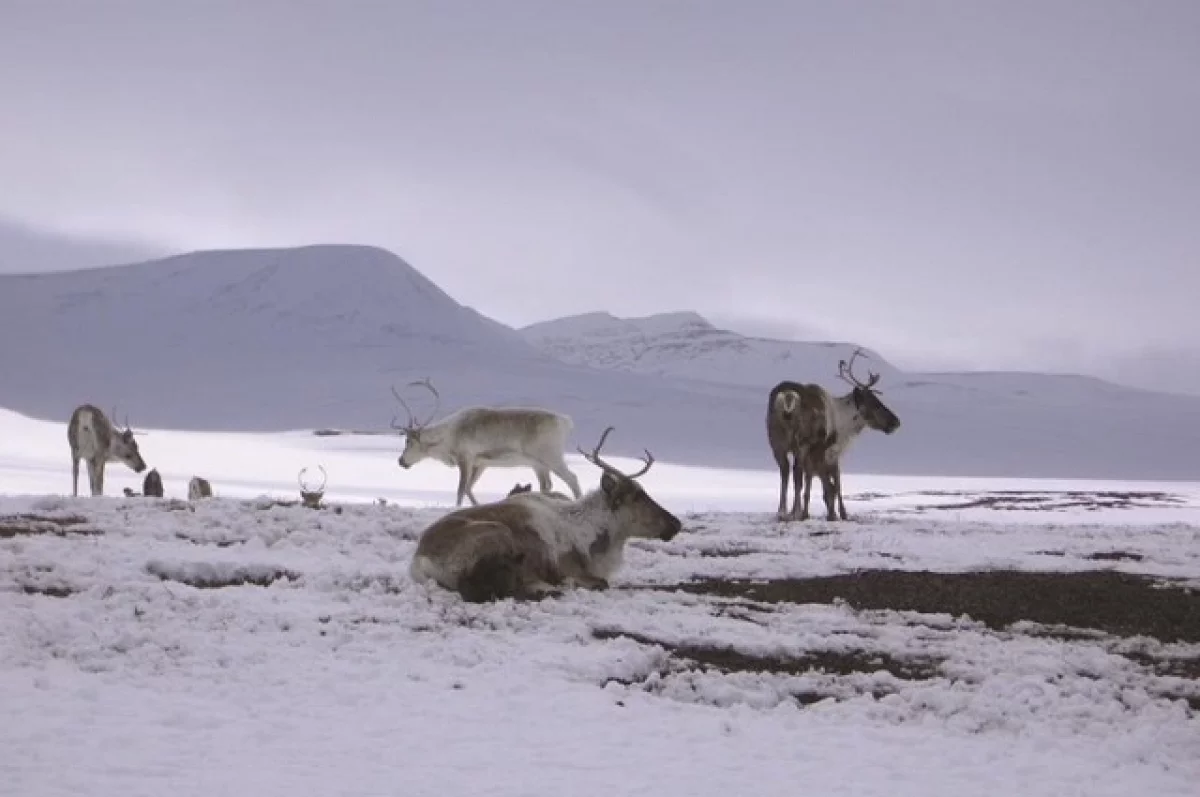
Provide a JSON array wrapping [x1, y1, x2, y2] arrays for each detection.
[[2, 407, 1199, 796]]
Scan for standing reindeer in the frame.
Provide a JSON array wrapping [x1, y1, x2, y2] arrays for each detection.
[[766, 380, 831, 521], [67, 404, 147, 497], [409, 426, 682, 602], [390, 378, 582, 507], [808, 349, 901, 520]]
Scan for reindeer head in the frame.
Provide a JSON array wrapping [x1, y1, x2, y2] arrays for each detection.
[[578, 426, 682, 542], [299, 465, 327, 509], [110, 408, 148, 473], [391, 378, 442, 468], [836, 349, 901, 434]]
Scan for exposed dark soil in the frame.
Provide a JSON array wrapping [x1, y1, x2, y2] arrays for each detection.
[[593, 627, 943, 683], [906, 490, 1186, 513], [19, 583, 74, 598], [0, 513, 102, 539], [667, 569, 1200, 643], [147, 565, 300, 589]]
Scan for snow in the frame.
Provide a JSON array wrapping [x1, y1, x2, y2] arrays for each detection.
[[2, 407, 1199, 796], [6, 244, 1200, 479]]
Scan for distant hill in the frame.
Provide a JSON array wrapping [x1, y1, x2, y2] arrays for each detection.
[[3, 245, 1200, 480]]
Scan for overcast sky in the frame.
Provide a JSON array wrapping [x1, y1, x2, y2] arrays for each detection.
[[1, 1, 1197, 391]]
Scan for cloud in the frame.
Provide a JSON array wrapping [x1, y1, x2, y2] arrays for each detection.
[[0, 1, 1197, 393]]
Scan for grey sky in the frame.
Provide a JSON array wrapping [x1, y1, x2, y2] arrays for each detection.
[[1, 1, 1198, 390]]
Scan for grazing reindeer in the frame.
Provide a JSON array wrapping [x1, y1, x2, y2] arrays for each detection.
[[391, 378, 582, 507], [188, 476, 213, 500], [808, 349, 901, 521], [409, 426, 682, 602], [766, 381, 831, 521], [67, 404, 147, 497], [143, 468, 164, 498]]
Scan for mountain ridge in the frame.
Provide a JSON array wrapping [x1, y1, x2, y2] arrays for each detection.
[[5, 245, 1200, 480]]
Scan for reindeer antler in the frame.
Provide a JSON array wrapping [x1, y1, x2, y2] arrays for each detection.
[[298, 465, 327, 493], [577, 426, 656, 480], [389, 377, 442, 432], [837, 348, 882, 392]]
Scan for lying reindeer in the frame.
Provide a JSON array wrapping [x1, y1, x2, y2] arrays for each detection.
[[410, 426, 681, 602], [143, 468, 164, 498], [188, 476, 213, 500]]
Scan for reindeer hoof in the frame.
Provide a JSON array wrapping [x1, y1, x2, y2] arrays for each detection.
[[775, 511, 791, 522]]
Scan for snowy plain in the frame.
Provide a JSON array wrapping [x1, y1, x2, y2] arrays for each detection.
[[2, 406, 1199, 797]]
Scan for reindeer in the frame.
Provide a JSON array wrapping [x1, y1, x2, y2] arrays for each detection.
[[143, 468, 164, 498], [766, 380, 831, 521], [67, 404, 147, 497], [767, 349, 901, 522], [409, 426, 682, 602], [188, 477, 213, 500], [807, 349, 901, 521], [390, 378, 583, 507]]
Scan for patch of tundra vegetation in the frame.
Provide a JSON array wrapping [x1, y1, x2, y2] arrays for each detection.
[[1, 492, 1198, 782]]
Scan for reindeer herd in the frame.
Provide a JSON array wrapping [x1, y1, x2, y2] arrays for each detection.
[[60, 348, 900, 602]]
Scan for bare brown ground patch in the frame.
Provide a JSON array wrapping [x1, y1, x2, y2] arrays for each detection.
[[0, 513, 102, 539], [667, 570, 1200, 643]]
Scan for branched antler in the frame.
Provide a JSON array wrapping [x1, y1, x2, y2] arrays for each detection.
[[837, 348, 882, 392], [298, 465, 327, 494], [577, 425, 656, 480], [389, 378, 442, 432]]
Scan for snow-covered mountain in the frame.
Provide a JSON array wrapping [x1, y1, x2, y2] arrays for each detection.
[[520, 310, 1200, 480], [5, 246, 1200, 480], [521, 311, 896, 388]]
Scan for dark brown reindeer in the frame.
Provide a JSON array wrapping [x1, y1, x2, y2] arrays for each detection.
[[409, 426, 682, 602], [391, 378, 583, 507], [143, 468, 164, 498], [807, 349, 901, 520], [766, 380, 831, 520], [67, 404, 147, 497]]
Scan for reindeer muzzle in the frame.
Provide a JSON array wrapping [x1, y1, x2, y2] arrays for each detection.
[[660, 515, 683, 542], [397, 457, 411, 469]]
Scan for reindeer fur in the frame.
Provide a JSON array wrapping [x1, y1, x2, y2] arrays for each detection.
[[411, 428, 681, 602], [397, 405, 583, 507], [67, 404, 147, 497]]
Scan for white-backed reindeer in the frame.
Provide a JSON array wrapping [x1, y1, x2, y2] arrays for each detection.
[[67, 404, 147, 497], [410, 426, 682, 602], [807, 349, 901, 520], [391, 378, 583, 507]]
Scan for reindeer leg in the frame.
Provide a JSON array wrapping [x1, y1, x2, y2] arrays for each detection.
[[547, 457, 582, 499], [798, 459, 814, 521], [790, 455, 807, 520], [820, 470, 838, 521], [465, 464, 487, 506], [834, 463, 848, 521], [71, 456, 80, 497], [86, 459, 102, 497], [454, 461, 472, 507], [774, 450, 790, 520], [534, 466, 553, 493]]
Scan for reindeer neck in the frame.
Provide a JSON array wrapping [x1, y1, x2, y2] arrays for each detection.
[[830, 391, 868, 447]]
